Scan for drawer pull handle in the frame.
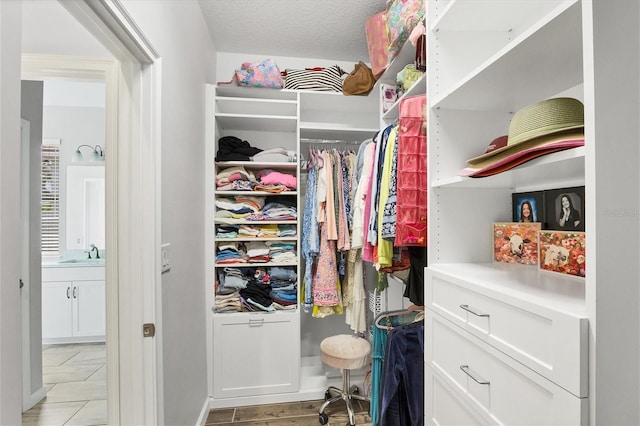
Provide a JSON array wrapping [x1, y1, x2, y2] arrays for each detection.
[[459, 304, 489, 317], [248, 318, 264, 327], [460, 365, 490, 385]]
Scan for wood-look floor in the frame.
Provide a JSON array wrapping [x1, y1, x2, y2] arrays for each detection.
[[206, 399, 371, 426]]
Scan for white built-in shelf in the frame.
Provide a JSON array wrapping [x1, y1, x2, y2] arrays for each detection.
[[432, 1, 581, 111], [428, 263, 586, 317], [215, 161, 297, 170], [299, 123, 378, 141], [214, 260, 298, 268], [215, 191, 298, 196], [430, 0, 576, 32], [432, 146, 585, 190], [382, 74, 426, 122], [378, 37, 420, 86], [214, 237, 297, 242], [214, 114, 297, 132], [215, 85, 297, 101], [214, 219, 297, 225], [212, 309, 299, 317], [215, 96, 297, 117]]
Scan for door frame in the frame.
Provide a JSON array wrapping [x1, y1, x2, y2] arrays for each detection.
[[22, 0, 162, 423]]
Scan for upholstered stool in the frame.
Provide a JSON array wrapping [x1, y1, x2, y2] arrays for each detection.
[[319, 334, 371, 426]]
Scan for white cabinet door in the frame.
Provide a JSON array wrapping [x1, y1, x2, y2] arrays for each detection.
[[212, 311, 300, 399], [42, 281, 73, 339], [73, 280, 105, 337]]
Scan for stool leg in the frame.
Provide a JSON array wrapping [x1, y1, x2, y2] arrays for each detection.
[[341, 369, 356, 426]]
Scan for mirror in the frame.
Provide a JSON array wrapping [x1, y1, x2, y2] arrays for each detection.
[[66, 165, 105, 251]]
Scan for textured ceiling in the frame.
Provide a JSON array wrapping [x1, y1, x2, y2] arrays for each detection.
[[198, 0, 387, 61]]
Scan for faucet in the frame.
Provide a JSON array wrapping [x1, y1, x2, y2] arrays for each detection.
[[88, 244, 100, 259]]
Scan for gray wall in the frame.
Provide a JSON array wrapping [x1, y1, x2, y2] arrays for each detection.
[[121, 1, 217, 423], [0, 2, 25, 424], [20, 80, 44, 400]]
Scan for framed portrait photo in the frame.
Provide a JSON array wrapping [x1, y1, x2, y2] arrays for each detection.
[[493, 222, 541, 265], [544, 186, 585, 231], [512, 191, 544, 224], [539, 230, 586, 277]]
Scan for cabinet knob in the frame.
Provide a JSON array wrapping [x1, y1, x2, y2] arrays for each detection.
[[67, 287, 71, 299]]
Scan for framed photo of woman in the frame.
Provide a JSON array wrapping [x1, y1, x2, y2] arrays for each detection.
[[512, 191, 544, 224], [544, 186, 585, 231]]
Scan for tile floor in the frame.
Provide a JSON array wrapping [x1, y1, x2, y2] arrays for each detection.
[[23, 343, 371, 426], [206, 399, 372, 426], [22, 342, 107, 426]]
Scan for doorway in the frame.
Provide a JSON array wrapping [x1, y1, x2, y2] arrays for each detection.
[[21, 77, 108, 425]]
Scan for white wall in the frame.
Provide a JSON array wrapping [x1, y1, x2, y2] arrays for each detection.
[[120, 1, 216, 424], [21, 0, 110, 57], [0, 2, 25, 424]]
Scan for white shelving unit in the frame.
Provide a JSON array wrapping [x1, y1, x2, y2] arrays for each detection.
[[206, 82, 380, 408], [424, 1, 592, 424]]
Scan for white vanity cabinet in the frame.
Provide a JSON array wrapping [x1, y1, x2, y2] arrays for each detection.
[[42, 265, 105, 343]]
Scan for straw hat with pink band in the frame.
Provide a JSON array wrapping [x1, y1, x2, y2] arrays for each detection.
[[460, 97, 585, 177]]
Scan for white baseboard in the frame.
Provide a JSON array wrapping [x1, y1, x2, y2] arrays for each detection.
[[23, 386, 47, 412], [195, 397, 210, 426]]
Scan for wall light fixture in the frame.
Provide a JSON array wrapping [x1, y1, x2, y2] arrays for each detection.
[[72, 144, 105, 162]]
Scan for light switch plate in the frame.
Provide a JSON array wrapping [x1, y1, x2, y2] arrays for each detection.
[[161, 243, 171, 273]]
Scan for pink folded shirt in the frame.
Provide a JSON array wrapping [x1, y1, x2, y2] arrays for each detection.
[[260, 171, 297, 189]]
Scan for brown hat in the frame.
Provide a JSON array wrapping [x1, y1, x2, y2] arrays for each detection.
[[343, 62, 376, 96]]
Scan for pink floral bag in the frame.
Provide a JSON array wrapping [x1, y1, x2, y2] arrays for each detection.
[[218, 59, 284, 89]]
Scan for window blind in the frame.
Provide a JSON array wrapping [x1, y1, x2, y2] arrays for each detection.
[[41, 142, 60, 254]]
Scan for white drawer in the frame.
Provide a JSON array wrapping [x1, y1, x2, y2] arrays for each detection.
[[42, 265, 105, 282], [212, 311, 300, 399], [426, 364, 486, 426], [426, 266, 587, 397], [426, 311, 588, 425]]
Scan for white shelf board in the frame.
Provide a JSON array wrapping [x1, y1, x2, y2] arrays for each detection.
[[214, 237, 298, 242], [428, 262, 586, 317], [214, 261, 298, 268], [299, 124, 378, 141], [432, 146, 585, 190], [214, 219, 297, 225], [215, 85, 297, 101], [215, 161, 297, 170], [382, 74, 427, 122], [432, 1, 582, 111], [378, 37, 420, 85], [215, 96, 297, 116], [215, 114, 297, 132], [215, 191, 298, 196], [430, 0, 577, 32]]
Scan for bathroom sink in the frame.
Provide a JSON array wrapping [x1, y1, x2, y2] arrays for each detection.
[[58, 258, 105, 265]]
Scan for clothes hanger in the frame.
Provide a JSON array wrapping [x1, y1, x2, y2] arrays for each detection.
[[374, 307, 423, 331]]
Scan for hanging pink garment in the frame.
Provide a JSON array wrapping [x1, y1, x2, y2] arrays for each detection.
[[312, 223, 340, 306], [395, 95, 427, 247]]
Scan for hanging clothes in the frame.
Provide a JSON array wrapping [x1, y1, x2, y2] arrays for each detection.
[[379, 320, 424, 426], [370, 310, 424, 426]]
